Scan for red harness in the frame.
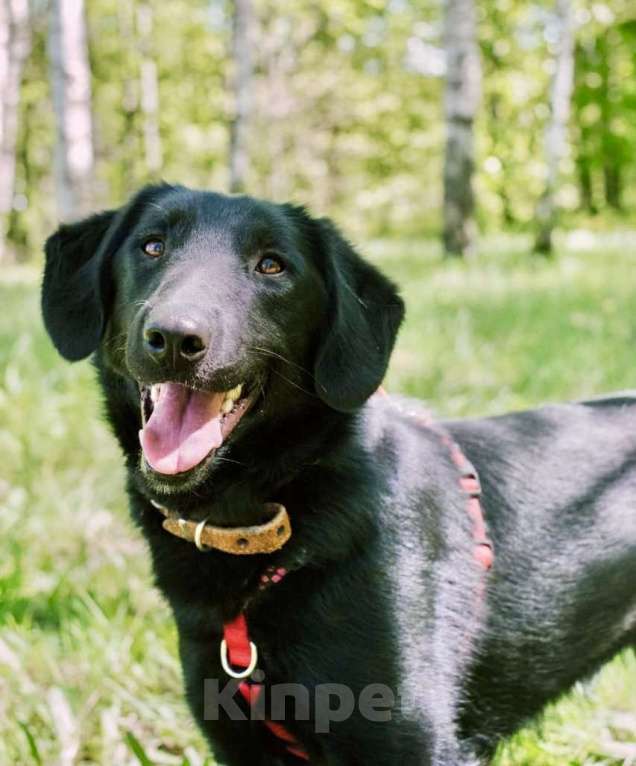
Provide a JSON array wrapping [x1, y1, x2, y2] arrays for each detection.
[[220, 415, 493, 762], [224, 589, 310, 760]]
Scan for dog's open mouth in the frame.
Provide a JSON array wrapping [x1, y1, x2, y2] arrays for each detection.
[[138, 381, 253, 476]]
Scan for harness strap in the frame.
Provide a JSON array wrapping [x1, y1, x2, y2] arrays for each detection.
[[376, 384, 493, 571], [224, 614, 254, 668], [222, 566, 310, 760], [434, 425, 494, 571]]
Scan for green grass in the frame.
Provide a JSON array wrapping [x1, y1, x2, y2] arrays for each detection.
[[1, 233, 636, 765]]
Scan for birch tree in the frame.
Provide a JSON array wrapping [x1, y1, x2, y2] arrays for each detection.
[[228, 0, 252, 193], [0, 0, 30, 262], [442, 0, 481, 257], [534, 0, 575, 254], [137, 3, 162, 176], [48, 0, 95, 221]]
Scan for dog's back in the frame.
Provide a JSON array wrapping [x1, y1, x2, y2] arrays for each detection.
[[447, 395, 636, 751]]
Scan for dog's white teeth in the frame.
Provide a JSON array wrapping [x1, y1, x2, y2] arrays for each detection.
[[221, 384, 243, 415], [150, 384, 161, 403], [225, 384, 243, 402]]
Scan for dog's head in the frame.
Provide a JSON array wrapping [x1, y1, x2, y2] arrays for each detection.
[[42, 184, 404, 491]]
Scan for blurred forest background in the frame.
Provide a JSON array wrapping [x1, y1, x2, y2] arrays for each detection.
[[1, 0, 635, 263]]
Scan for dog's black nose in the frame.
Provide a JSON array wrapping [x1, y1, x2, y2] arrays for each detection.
[[143, 315, 210, 365]]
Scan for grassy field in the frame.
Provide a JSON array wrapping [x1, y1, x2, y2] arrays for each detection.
[[1, 232, 636, 765]]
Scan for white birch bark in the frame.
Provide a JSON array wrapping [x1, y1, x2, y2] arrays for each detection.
[[535, 0, 575, 254], [0, 0, 30, 262], [48, 0, 95, 221], [229, 0, 252, 193], [442, 0, 481, 257], [137, 3, 162, 175]]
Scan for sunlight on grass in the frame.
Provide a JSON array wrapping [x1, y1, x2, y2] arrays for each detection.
[[1, 237, 635, 764]]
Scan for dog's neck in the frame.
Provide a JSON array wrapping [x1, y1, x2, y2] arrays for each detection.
[[123, 405, 378, 621], [96, 363, 380, 616], [132, 398, 352, 521], [96, 358, 356, 526]]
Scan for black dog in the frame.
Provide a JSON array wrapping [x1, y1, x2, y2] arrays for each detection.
[[42, 184, 636, 765]]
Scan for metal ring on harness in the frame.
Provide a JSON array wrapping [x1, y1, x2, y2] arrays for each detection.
[[220, 638, 258, 679]]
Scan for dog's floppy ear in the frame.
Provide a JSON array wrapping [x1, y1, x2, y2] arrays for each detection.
[[42, 209, 118, 361], [42, 183, 173, 361], [313, 219, 405, 412]]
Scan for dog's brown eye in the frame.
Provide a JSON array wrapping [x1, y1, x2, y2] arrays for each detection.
[[142, 239, 164, 258], [255, 254, 285, 275]]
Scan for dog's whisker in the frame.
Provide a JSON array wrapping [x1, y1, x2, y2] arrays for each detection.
[[269, 367, 317, 398], [213, 456, 246, 466], [249, 346, 314, 379]]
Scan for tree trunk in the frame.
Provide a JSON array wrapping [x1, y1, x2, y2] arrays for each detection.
[[442, 0, 481, 257], [260, 14, 296, 202], [137, 3, 162, 177], [116, 1, 141, 195], [534, 0, 575, 255], [603, 164, 622, 210], [0, 0, 30, 263], [228, 0, 252, 194], [577, 154, 597, 214], [48, 0, 95, 221], [598, 30, 622, 211]]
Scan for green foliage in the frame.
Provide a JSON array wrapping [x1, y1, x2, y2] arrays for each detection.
[[573, 13, 636, 214], [7, 0, 636, 260], [479, 0, 636, 230], [1, 234, 636, 763]]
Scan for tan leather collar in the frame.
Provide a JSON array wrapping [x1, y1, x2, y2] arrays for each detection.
[[151, 501, 292, 555]]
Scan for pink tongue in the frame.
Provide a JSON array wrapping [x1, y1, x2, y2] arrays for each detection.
[[139, 383, 225, 475]]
